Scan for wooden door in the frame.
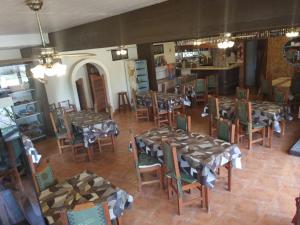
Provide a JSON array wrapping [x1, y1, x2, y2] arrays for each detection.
[[75, 78, 88, 110], [90, 74, 107, 112]]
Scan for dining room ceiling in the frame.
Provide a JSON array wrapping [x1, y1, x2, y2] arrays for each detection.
[[0, 0, 167, 35]]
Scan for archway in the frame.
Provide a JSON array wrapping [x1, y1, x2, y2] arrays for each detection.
[[69, 59, 114, 111]]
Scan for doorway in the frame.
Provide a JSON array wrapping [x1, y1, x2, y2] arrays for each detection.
[[75, 78, 88, 110]]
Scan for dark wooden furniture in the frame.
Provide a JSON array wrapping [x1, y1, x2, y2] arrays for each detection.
[[130, 132, 163, 191], [132, 89, 149, 121], [151, 91, 171, 127], [163, 142, 204, 215], [118, 92, 131, 112]]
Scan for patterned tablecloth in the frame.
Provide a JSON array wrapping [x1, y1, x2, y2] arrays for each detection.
[[136, 92, 191, 112], [68, 111, 119, 148], [136, 127, 242, 188], [39, 171, 133, 225], [203, 96, 292, 133]]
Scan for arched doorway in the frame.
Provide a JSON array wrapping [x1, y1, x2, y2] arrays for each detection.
[[70, 59, 113, 111]]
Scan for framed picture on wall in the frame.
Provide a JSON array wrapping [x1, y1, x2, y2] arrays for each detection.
[[152, 44, 164, 55]]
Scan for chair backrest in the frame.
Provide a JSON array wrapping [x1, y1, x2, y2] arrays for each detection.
[[58, 100, 71, 109], [34, 160, 55, 193], [62, 113, 74, 140], [208, 95, 220, 119], [273, 87, 288, 104], [291, 75, 300, 95], [175, 113, 191, 133], [162, 142, 180, 180], [64, 202, 111, 225], [260, 78, 272, 96], [236, 100, 252, 125], [49, 111, 59, 135], [216, 119, 235, 143], [236, 87, 249, 100], [49, 103, 56, 112], [207, 74, 218, 88], [129, 131, 139, 169], [150, 91, 159, 115], [194, 78, 207, 93]]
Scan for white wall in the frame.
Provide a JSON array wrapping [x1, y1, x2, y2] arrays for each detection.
[[44, 45, 138, 111], [0, 49, 21, 60]]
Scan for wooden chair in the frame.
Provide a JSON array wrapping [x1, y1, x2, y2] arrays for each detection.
[[129, 131, 163, 191], [208, 95, 220, 136], [257, 78, 272, 100], [236, 87, 249, 100], [28, 159, 57, 193], [50, 111, 71, 154], [175, 112, 191, 133], [132, 89, 149, 121], [207, 74, 218, 96], [58, 100, 77, 113], [216, 119, 235, 191], [162, 142, 204, 215], [63, 114, 87, 162], [194, 78, 208, 104], [60, 202, 112, 225], [172, 104, 185, 124], [151, 91, 171, 127], [235, 100, 266, 150], [273, 87, 288, 136]]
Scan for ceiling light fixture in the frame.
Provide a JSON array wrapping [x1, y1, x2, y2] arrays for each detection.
[[116, 47, 127, 56], [217, 33, 235, 49], [286, 28, 299, 38]]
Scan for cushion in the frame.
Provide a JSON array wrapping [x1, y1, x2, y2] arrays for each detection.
[[177, 116, 187, 131], [166, 172, 197, 184], [35, 165, 55, 192], [67, 204, 108, 225], [138, 153, 161, 168]]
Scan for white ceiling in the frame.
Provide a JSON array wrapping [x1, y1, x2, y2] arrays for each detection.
[[0, 0, 166, 35]]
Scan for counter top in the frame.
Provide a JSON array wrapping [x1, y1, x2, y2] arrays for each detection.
[[186, 64, 241, 71]]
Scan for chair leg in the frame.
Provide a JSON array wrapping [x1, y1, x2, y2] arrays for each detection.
[[262, 128, 266, 146], [167, 178, 172, 200], [159, 167, 163, 190], [248, 132, 252, 150], [97, 139, 102, 153], [177, 196, 183, 215], [57, 139, 62, 154], [268, 126, 273, 148], [227, 162, 232, 192], [204, 186, 210, 212], [281, 120, 286, 136], [111, 135, 116, 151]]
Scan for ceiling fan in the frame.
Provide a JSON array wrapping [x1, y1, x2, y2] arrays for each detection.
[[0, 0, 95, 82]]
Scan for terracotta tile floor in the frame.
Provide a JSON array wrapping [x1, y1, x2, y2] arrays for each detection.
[[36, 106, 300, 225]]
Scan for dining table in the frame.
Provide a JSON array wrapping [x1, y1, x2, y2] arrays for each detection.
[[135, 126, 242, 210], [68, 110, 119, 161], [203, 96, 292, 135], [39, 170, 133, 225], [136, 91, 191, 112]]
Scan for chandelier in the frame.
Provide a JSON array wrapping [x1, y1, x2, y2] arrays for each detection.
[[217, 33, 235, 49]]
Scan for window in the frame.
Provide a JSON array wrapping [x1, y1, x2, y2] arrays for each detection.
[[0, 65, 28, 88]]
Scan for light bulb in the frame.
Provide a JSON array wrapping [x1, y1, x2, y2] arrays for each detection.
[[116, 50, 121, 55], [121, 49, 127, 55], [31, 64, 45, 79], [52, 62, 67, 76], [286, 30, 299, 38]]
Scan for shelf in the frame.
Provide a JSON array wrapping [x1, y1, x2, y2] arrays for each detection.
[[13, 101, 37, 108], [9, 89, 35, 95], [16, 112, 40, 120]]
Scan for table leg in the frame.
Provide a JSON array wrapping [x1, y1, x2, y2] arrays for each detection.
[[87, 146, 94, 161], [203, 186, 210, 212], [268, 126, 273, 148], [116, 216, 123, 225], [112, 135, 116, 151]]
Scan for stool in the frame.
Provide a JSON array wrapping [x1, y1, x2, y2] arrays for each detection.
[[118, 91, 131, 112]]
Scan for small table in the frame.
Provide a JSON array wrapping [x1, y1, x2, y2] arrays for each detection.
[[39, 171, 133, 225], [136, 127, 242, 210], [136, 91, 191, 112], [69, 111, 119, 161]]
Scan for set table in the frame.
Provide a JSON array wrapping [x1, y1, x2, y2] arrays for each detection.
[[39, 171, 133, 225], [203, 96, 292, 134], [136, 91, 191, 112], [68, 111, 119, 161], [135, 126, 242, 209]]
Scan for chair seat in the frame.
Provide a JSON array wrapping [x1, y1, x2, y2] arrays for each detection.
[[137, 105, 148, 110], [72, 135, 84, 145], [166, 172, 198, 184], [158, 109, 168, 114], [252, 121, 267, 129], [138, 153, 161, 168]]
